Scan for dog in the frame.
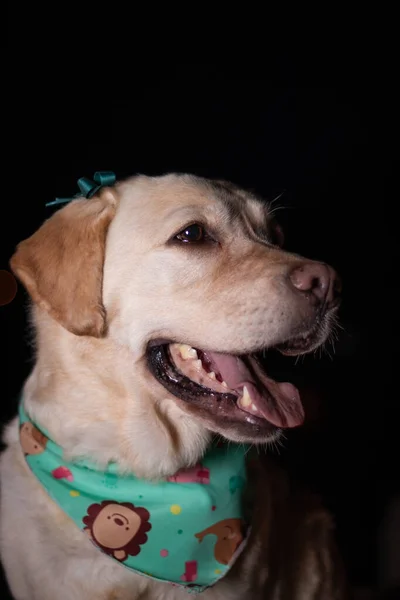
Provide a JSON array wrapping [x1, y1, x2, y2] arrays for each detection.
[[0, 173, 347, 599]]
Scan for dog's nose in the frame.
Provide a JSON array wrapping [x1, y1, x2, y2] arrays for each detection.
[[289, 262, 341, 309]]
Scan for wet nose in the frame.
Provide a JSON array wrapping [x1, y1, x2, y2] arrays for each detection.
[[289, 262, 341, 309]]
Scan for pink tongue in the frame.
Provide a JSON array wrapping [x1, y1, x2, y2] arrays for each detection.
[[207, 352, 304, 428]]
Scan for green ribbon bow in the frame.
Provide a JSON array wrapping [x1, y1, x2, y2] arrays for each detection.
[[46, 171, 116, 207]]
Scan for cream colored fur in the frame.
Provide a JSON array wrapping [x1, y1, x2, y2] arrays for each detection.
[[0, 174, 347, 599]]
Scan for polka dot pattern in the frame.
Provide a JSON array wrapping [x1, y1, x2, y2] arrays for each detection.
[[170, 504, 182, 515], [20, 405, 249, 590]]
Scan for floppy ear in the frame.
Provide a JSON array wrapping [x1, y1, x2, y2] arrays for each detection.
[[10, 189, 117, 337]]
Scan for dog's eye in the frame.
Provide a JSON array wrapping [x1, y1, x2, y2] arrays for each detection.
[[175, 224, 205, 243]]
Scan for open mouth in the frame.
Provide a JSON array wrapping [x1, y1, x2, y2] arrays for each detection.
[[146, 334, 316, 440]]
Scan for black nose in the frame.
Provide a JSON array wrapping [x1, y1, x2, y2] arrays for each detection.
[[289, 262, 341, 309]]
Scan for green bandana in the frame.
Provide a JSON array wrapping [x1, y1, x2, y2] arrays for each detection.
[[19, 402, 251, 594]]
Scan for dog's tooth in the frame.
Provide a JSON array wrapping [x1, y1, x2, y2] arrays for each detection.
[[209, 371, 216, 380], [222, 380, 228, 388], [239, 386, 252, 408], [251, 403, 258, 412], [179, 344, 198, 360], [195, 359, 203, 370]]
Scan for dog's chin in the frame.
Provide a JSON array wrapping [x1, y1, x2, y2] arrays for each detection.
[[146, 323, 330, 444]]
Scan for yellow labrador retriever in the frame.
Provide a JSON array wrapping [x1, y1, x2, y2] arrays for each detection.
[[0, 174, 347, 599]]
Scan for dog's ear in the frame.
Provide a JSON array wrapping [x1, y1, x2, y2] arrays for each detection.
[[10, 189, 118, 337]]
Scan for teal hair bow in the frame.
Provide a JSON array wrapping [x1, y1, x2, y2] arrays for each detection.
[[46, 171, 116, 207]]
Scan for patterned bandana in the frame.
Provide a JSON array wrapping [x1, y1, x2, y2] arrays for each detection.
[[19, 402, 251, 594]]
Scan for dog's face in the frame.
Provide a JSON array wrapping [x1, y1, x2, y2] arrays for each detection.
[[11, 174, 341, 476], [103, 175, 340, 441]]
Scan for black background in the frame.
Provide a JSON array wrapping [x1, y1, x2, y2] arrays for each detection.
[[1, 81, 397, 597]]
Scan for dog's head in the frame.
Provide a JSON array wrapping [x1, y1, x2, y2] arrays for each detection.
[[11, 174, 341, 477]]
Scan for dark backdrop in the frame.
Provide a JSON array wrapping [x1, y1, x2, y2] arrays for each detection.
[[1, 84, 397, 597]]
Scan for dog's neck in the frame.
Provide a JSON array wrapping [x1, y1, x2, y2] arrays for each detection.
[[23, 308, 211, 480], [19, 400, 250, 592]]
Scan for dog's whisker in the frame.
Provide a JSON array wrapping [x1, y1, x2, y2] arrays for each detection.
[[269, 191, 286, 205], [267, 205, 287, 218], [325, 347, 334, 361], [243, 443, 254, 457]]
